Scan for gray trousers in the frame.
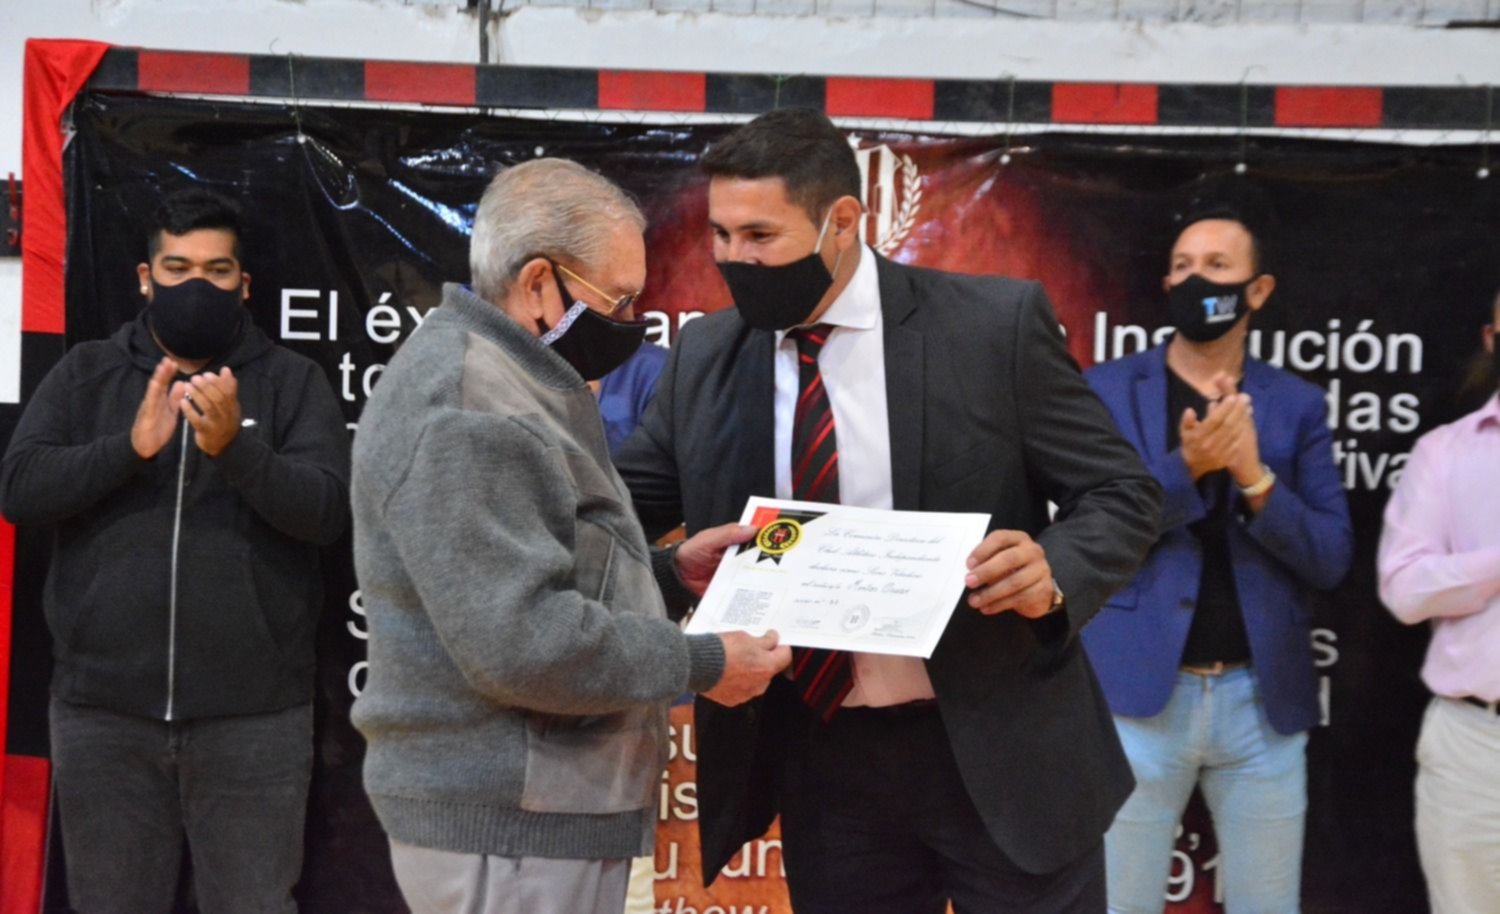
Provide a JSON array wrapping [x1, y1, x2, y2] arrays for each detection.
[[50, 699, 313, 914], [390, 840, 631, 914]]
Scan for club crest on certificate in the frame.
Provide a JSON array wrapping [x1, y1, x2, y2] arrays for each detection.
[[737, 507, 830, 564]]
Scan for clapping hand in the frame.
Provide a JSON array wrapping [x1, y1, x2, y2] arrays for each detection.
[[131, 358, 186, 459], [175, 368, 243, 457]]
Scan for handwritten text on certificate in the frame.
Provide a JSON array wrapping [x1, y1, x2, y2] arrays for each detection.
[[686, 497, 993, 658]]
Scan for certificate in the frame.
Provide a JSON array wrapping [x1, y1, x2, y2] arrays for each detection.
[[685, 497, 992, 658]]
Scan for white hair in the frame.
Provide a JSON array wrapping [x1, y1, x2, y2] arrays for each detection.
[[469, 158, 646, 303]]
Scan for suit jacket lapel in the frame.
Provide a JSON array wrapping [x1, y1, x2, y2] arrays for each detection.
[[733, 328, 777, 506], [1131, 344, 1169, 464], [876, 255, 924, 511]]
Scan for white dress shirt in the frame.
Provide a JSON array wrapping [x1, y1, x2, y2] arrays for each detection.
[[773, 248, 936, 707]]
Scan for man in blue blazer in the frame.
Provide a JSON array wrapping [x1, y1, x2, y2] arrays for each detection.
[[1083, 211, 1353, 914]]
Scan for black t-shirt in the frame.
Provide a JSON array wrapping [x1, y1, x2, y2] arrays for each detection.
[[1166, 370, 1252, 665]]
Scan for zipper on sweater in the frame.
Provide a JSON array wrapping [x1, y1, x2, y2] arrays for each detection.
[[165, 415, 190, 722]]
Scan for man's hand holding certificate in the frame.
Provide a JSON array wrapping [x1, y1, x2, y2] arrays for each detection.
[[686, 497, 994, 658]]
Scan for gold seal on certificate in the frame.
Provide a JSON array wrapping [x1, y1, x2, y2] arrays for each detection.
[[686, 497, 993, 658]]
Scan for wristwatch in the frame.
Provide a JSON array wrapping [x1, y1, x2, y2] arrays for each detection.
[[1239, 463, 1276, 498], [1050, 578, 1066, 613]]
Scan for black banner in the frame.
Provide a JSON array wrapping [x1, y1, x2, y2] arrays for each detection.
[[35, 88, 1500, 912]]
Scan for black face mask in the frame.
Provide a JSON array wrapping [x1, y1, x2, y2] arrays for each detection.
[[540, 273, 649, 382], [148, 276, 245, 360], [1167, 273, 1254, 343], [717, 211, 841, 332]]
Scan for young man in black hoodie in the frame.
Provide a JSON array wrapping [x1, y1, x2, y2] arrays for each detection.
[[0, 189, 349, 914]]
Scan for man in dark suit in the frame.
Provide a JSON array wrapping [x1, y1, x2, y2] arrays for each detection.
[[1083, 211, 1352, 913], [615, 108, 1163, 913]]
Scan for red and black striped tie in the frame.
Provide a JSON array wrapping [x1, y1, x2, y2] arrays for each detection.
[[787, 324, 854, 721]]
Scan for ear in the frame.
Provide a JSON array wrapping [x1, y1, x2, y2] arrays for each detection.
[[1161, 275, 1173, 295], [1484, 323, 1496, 354], [829, 195, 863, 253], [137, 263, 152, 297], [513, 257, 556, 321], [1246, 273, 1276, 312], [240, 271, 252, 303]]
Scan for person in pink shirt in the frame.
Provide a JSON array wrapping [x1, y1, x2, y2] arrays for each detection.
[[1377, 289, 1500, 914]]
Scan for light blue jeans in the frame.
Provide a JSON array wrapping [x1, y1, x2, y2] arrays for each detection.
[[1105, 668, 1308, 914]]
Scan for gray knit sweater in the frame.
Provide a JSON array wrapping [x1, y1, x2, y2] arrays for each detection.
[[350, 283, 725, 860]]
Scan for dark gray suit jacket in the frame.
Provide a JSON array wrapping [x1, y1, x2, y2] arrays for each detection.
[[616, 253, 1163, 879]]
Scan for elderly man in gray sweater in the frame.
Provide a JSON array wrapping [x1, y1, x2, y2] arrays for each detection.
[[351, 158, 790, 914]]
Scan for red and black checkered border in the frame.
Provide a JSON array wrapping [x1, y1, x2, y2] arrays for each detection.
[[84, 47, 1498, 131]]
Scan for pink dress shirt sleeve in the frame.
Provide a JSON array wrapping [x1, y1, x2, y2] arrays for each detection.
[[1378, 430, 1500, 625]]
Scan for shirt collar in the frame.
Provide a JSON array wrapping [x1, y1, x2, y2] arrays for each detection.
[[776, 246, 880, 345]]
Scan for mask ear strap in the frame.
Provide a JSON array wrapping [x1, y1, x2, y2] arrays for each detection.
[[550, 262, 577, 311], [817, 204, 850, 278], [538, 260, 581, 337], [540, 301, 590, 346], [814, 207, 835, 251]]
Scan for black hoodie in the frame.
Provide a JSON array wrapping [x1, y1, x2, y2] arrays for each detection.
[[1, 312, 349, 721]]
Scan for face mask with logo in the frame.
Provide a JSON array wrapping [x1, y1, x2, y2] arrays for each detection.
[[717, 208, 844, 332], [539, 271, 649, 382], [148, 276, 245, 360], [1167, 274, 1254, 343]]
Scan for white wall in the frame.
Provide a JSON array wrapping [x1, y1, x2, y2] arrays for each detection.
[[499, 10, 1500, 87], [5, 0, 1500, 173], [1, 259, 19, 403], [0, 0, 482, 172]]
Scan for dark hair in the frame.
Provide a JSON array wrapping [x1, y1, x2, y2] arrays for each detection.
[[1455, 288, 1500, 408], [1174, 203, 1270, 274], [702, 109, 863, 221], [146, 188, 243, 261]]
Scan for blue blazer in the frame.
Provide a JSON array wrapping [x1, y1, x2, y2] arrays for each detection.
[[1083, 344, 1353, 735]]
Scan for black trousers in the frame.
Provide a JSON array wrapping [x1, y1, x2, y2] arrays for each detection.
[[50, 699, 313, 914], [777, 694, 1105, 914]]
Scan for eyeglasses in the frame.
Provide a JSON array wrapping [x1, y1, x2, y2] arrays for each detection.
[[552, 261, 639, 317]]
